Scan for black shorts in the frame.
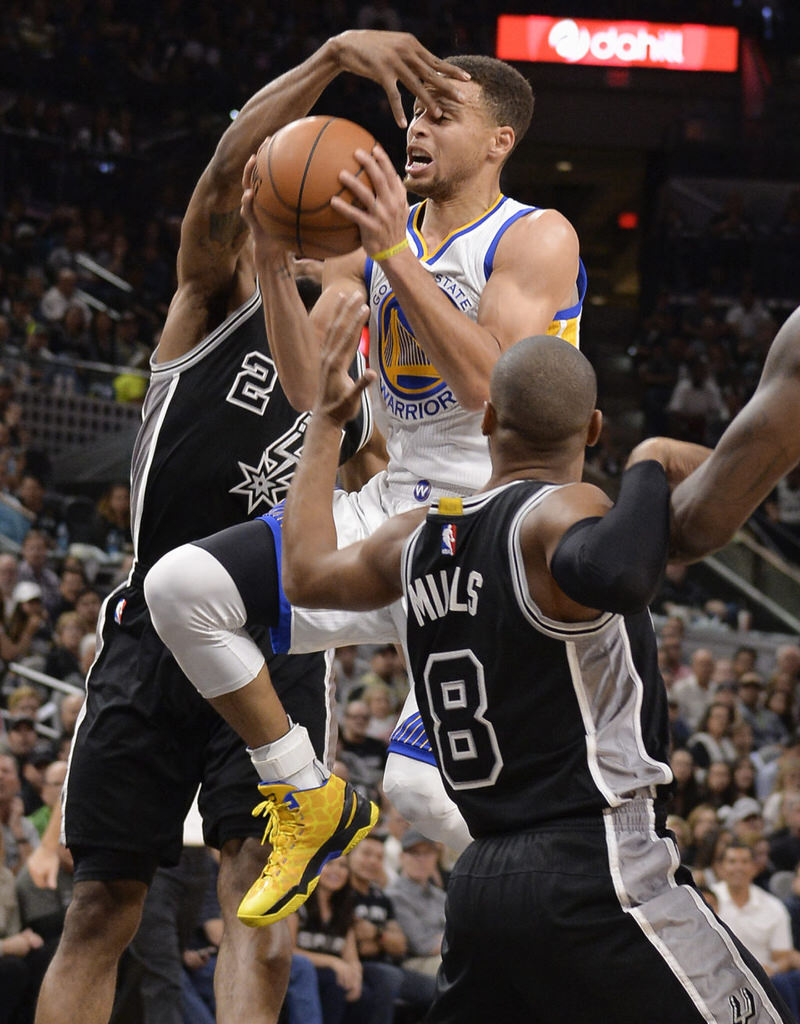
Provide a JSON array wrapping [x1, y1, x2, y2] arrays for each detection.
[[430, 799, 793, 1024], [65, 562, 332, 882]]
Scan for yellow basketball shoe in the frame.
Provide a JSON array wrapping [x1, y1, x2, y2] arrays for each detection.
[[237, 773, 379, 927]]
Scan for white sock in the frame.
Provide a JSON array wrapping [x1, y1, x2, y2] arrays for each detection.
[[249, 722, 330, 790]]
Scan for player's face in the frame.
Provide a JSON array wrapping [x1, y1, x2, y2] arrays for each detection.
[[404, 82, 498, 201]]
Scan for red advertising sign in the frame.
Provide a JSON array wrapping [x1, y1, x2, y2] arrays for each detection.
[[497, 15, 739, 72]]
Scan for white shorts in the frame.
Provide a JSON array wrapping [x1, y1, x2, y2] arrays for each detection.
[[263, 471, 420, 654]]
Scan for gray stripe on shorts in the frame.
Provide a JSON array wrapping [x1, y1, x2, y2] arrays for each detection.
[[603, 797, 786, 1024]]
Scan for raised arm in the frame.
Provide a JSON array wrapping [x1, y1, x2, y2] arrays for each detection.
[[281, 293, 423, 609], [158, 31, 470, 363], [332, 146, 580, 410], [666, 306, 800, 562]]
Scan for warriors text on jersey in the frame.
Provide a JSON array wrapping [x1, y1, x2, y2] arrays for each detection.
[[130, 285, 370, 570], [400, 482, 673, 838], [365, 196, 587, 502]]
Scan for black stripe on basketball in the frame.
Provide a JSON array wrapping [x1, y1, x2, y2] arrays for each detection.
[[296, 117, 336, 256]]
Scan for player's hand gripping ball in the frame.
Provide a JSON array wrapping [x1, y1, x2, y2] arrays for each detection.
[[251, 116, 376, 259]]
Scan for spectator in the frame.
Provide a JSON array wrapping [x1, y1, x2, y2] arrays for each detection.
[[700, 760, 738, 813], [89, 482, 132, 556], [5, 580, 51, 664], [386, 831, 446, 979], [363, 683, 398, 745], [349, 834, 436, 1024], [333, 646, 370, 706], [764, 759, 800, 834], [55, 693, 84, 748], [16, 530, 60, 619], [356, 644, 408, 710], [43, 612, 84, 685], [723, 797, 765, 844], [0, 824, 47, 1024], [289, 856, 372, 1024], [738, 671, 788, 752], [0, 554, 19, 621], [689, 702, 737, 771], [338, 700, 387, 806], [733, 645, 759, 679], [72, 587, 101, 637], [759, 733, 800, 802], [667, 694, 691, 750], [713, 842, 800, 1018], [668, 747, 702, 819], [0, 753, 38, 873], [682, 803, 720, 867], [770, 793, 800, 874], [49, 565, 87, 621], [731, 756, 759, 802], [672, 647, 717, 732], [666, 355, 728, 446], [39, 269, 91, 328], [27, 760, 66, 839]]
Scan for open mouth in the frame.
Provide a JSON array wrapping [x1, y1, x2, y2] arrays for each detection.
[[405, 149, 433, 174]]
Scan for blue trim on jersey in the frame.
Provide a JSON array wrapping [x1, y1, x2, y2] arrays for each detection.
[[555, 259, 588, 321], [390, 711, 433, 749], [387, 738, 438, 766], [258, 508, 293, 654], [425, 196, 509, 266], [363, 255, 374, 296], [407, 205, 425, 258], [482, 206, 538, 279]]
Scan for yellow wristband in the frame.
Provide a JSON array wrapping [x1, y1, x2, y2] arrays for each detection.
[[372, 238, 409, 262]]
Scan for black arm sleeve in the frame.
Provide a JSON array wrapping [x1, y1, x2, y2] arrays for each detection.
[[550, 460, 670, 615]]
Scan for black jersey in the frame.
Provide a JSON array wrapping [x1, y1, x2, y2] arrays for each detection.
[[401, 481, 673, 838], [130, 286, 371, 570]]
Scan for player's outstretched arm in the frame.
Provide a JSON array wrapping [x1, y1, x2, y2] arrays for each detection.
[[182, 31, 469, 274], [282, 293, 422, 609], [161, 31, 469, 363], [666, 305, 800, 563]]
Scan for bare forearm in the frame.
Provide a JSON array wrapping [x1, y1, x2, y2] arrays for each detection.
[[282, 413, 343, 603], [380, 249, 500, 410], [208, 40, 340, 195], [257, 257, 322, 410]]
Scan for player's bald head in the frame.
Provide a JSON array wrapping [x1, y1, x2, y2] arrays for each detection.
[[490, 336, 597, 451]]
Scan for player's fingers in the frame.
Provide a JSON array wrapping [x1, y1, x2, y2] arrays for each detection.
[[379, 78, 407, 129], [242, 153, 258, 192], [330, 194, 370, 228], [324, 293, 368, 361]]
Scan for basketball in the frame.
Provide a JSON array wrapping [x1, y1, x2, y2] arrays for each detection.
[[251, 115, 376, 259]]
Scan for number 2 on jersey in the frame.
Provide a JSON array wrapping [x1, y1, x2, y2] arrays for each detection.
[[422, 649, 503, 790]]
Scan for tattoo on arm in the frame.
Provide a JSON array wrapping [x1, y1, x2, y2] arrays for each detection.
[[209, 209, 246, 247]]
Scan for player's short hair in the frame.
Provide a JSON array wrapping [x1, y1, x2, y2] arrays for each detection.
[[447, 55, 534, 153], [491, 336, 596, 449]]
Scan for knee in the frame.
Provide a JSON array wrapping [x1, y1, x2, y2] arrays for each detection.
[[61, 880, 146, 958], [145, 545, 202, 639], [383, 754, 443, 821]]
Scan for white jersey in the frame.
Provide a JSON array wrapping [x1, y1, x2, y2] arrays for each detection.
[[365, 194, 586, 503]]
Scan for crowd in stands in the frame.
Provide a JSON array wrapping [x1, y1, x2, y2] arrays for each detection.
[[659, 615, 800, 1016]]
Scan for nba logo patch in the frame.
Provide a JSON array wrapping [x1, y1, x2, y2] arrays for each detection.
[[114, 598, 127, 625], [441, 524, 457, 556]]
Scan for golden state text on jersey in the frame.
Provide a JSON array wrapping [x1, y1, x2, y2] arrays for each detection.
[[364, 195, 587, 500]]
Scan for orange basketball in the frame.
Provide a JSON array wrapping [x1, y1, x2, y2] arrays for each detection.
[[251, 116, 376, 259]]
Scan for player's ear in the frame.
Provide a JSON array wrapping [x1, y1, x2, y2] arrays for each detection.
[[481, 401, 497, 437], [586, 409, 603, 448], [489, 126, 515, 164]]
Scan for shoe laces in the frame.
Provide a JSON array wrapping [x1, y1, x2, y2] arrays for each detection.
[[251, 794, 303, 850]]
